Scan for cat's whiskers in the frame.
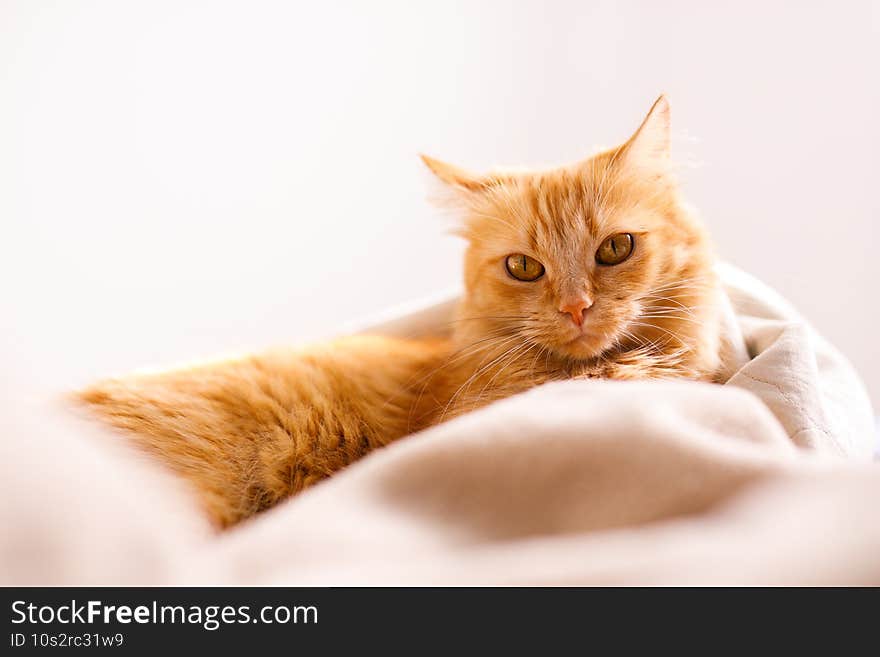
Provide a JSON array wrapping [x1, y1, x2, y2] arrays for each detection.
[[640, 309, 703, 325], [640, 294, 702, 312], [528, 342, 551, 375], [396, 329, 522, 429], [404, 333, 524, 430], [645, 279, 714, 296], [468, 340, 539, 413], [638, 314, 706, 327], [628, 320, 692, 351], [616, 327, 670, 354], [421, 330, 520, 381], [641, 301, 706, 315], [639, 304, 709, 319], [439, 335, 536, 422]]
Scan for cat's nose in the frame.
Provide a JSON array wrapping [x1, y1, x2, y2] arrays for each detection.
[[559, 296, 593, 327]]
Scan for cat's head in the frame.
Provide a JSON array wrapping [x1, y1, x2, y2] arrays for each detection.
[[423, 96, 717, 366]]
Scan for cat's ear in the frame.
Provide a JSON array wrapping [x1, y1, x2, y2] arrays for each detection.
[[420, 154, 487, 192], [619, 95, 671, 169], [419, 155, 517, 198]]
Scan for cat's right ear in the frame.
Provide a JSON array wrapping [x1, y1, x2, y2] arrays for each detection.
[[618, 95, 672, 172], [420, 154, 488, 192]]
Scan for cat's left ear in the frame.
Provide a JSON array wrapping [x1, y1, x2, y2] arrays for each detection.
[[619, 95, 671, 170]]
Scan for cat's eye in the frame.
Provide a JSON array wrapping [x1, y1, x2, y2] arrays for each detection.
[[595, 233, 634, 266], [505, 254, 545, 281]]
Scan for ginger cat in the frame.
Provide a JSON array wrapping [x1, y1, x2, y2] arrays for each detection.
[[78, 96, 723, 527]]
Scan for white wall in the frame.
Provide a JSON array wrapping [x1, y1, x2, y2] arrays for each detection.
[[1, 1, 878, 411]]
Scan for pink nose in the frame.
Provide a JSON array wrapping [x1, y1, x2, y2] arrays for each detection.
[[559, 296, 594, 327]]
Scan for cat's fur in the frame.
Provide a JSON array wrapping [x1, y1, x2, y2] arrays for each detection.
[[78, 96, 723, 527]]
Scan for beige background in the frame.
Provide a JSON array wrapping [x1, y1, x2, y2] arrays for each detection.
[[1, 1, 877, 411]]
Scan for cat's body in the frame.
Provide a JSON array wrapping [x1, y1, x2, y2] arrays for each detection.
[[79, 96, 724, 527]]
